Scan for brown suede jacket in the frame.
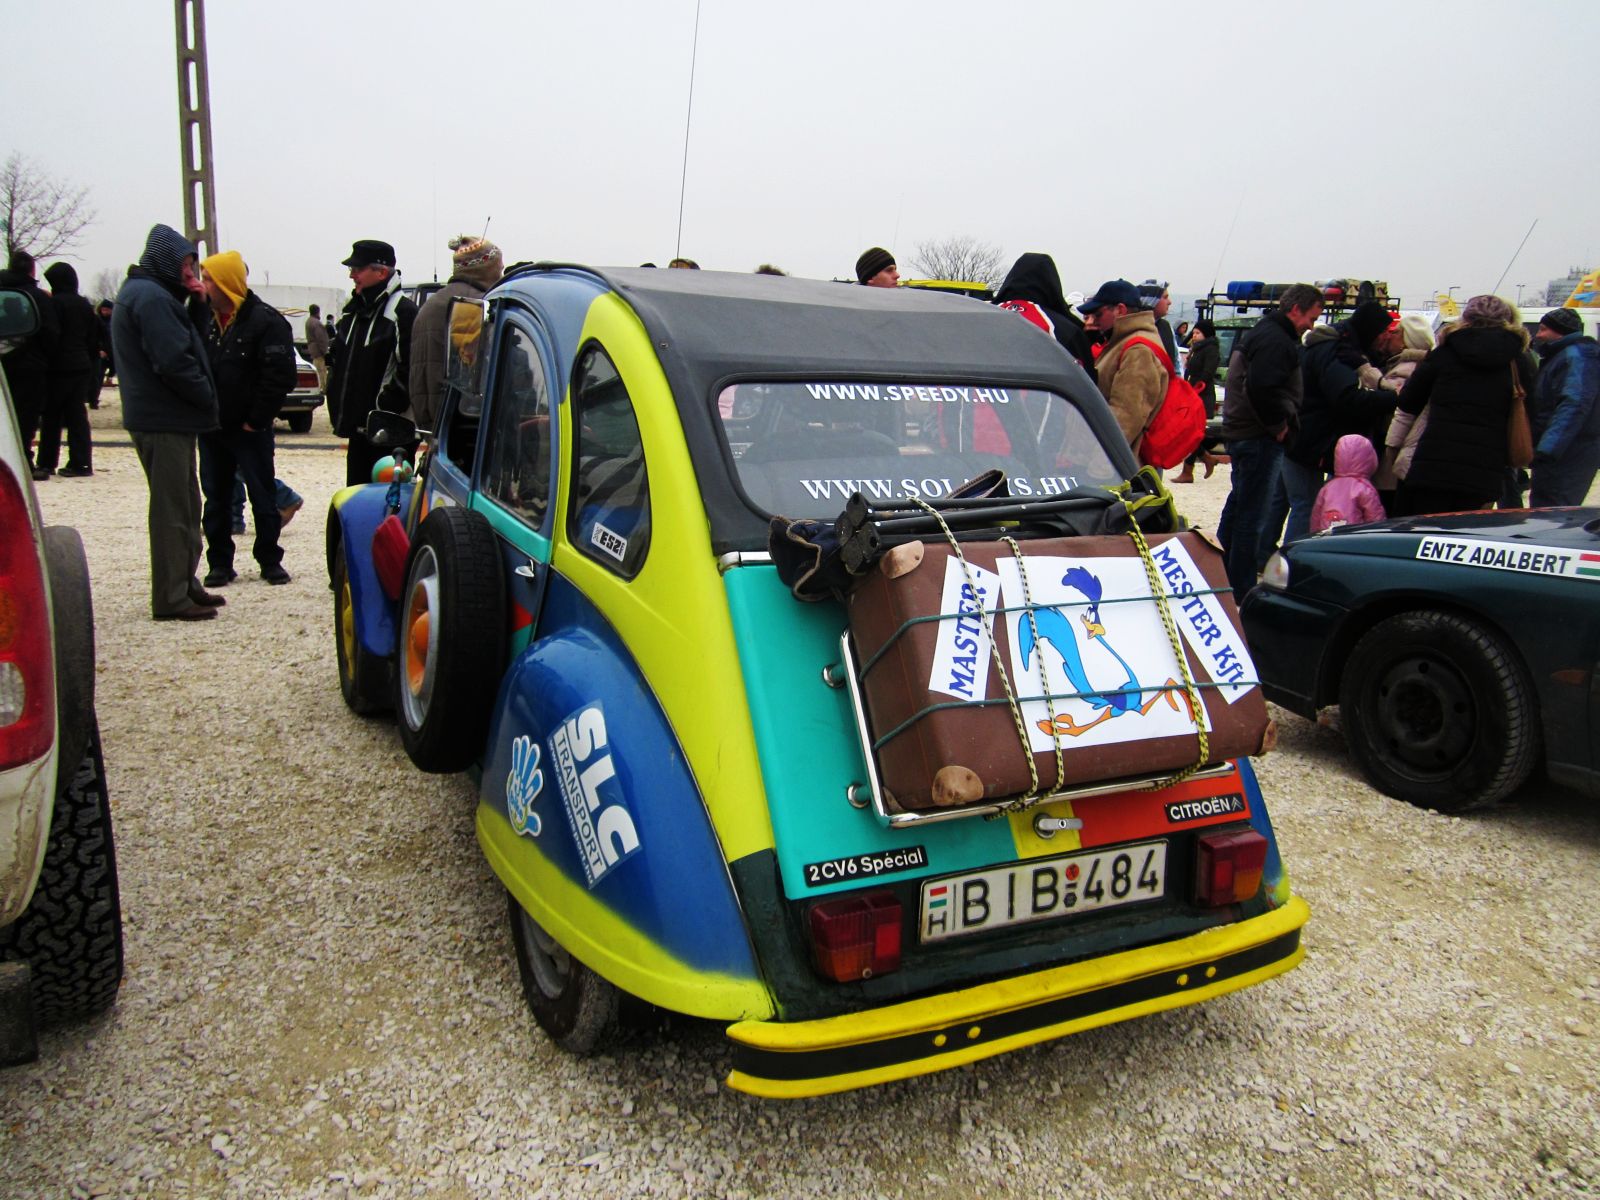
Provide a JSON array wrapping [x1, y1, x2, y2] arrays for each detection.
[[1095, 310, 1168, 450]]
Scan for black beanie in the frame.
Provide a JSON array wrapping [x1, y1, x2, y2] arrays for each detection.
[[1348, 301, 1392, 349], [1540, 308, 1583, 337], [855, 246, 895, 284]]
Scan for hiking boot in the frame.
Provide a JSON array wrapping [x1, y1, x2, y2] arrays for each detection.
[[203, 568, 237, 588], [261, 564, 291, 586], [58, 464, 94, 477]]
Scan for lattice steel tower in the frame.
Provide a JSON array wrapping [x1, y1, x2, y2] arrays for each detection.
[[174, 0, 219, 259]]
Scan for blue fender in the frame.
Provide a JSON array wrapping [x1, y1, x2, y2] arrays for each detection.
[[329, 483, 412, 662], [477, 574, 766, 1018]]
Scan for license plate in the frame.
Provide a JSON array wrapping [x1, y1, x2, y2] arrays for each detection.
[[920, 841, 1166, 943]]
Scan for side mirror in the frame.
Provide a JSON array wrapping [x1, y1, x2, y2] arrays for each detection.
[[365, 409, 418, 449]]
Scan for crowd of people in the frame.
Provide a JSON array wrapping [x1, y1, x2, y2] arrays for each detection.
[[3, 230, 1596, 624]]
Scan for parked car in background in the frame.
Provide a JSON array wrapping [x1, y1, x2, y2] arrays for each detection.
[[279, 348, 324, 433], [1242, 508, 1600, 812], [326, 266, 1307, 1097], [0, 286, 123, 1064]]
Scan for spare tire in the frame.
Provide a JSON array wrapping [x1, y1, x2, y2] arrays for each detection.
[[394, 506, 505, 772]]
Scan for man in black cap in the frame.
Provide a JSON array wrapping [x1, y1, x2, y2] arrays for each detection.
[[856, 247, 898, 288], [327, 239, 417, 485], [1529, 307, 1600, 507]]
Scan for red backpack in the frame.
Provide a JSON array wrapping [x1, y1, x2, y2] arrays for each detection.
[[1116, 337, 1206, 469]]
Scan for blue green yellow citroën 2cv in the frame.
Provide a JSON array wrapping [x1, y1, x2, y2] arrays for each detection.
[[326, 266, 1308, 1098]]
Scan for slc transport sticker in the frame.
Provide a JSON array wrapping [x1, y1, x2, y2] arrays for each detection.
[[1416, 537, 1600, 581], [550, 702, 641, 887]]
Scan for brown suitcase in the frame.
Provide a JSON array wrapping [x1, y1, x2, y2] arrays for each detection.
[[847, 531, 1270, 811]]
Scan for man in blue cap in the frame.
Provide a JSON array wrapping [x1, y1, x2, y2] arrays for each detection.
[[1079, 279, 1168, 453]]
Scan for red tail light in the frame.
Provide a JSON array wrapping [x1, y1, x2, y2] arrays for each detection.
[[0, 464, 55, 769], [808, 891, 902, 982], [1195, 829, 1267, 907]]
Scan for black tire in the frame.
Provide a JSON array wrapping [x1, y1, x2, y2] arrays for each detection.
[[393, 507, 505, 773], [42, 526, 95, 773], [286, 410, 313, 434], [0, 721, 122, 1023], [1339, 611, 1539, 812], [333, 545, 391, 715], [507, 891, 620, 1055]]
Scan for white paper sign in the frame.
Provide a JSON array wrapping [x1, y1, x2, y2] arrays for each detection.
[[925, 556, 1002, 702]]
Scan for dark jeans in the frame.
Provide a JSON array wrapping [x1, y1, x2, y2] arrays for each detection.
[[37, 369, 93, 471], [200, 427, 283, 572], [4, 365, 47, 466], [1280, 456, 1324, 547], [231, 475, 303, 527], [1218, 434, 1284, 603]]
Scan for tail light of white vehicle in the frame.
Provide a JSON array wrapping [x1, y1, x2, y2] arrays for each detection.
[[0, 463, 54, 769], [1194, 829, 1268, 907], [808, 890, 903, 982], [296, 366, 319, 390]]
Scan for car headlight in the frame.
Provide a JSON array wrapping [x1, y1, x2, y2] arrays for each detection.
[[1260, 551, 1291, 590]]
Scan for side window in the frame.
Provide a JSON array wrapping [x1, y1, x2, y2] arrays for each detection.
[[480, 323, 552, 528], [442, 297, 489, 475], [568, 345, 650, 576]]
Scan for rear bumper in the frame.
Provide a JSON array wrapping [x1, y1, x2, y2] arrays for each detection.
[[726, 894, 1309, 1098], [281, 391, 325, 414]]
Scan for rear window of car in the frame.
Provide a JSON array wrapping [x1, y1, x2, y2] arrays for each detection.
[[716, 380, 1120, 517]]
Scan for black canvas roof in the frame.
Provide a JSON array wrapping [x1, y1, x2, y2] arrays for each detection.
[[524, 266, 1132, 553]]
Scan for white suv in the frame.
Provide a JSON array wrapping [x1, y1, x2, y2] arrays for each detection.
[[0, 284, 121, 1064]]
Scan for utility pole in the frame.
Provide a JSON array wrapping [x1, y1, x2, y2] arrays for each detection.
[[174, 0, 219, 259]]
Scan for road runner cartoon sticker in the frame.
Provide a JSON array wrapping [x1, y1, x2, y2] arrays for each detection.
[[506, 735, 545, 837], [550, 702, 641, 887]]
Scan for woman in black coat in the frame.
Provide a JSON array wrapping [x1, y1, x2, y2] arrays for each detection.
[[1392, 294, 1536, 517]]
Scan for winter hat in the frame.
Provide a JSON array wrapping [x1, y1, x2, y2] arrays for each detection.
[[1398, 314, 1435, 352], [1347, 300, 1393, 349], [341, 239, 397, 269], [1539, 308, 1583, 337], [1461, 294, 1518, 328], [200, 250, 248, 310], [449, 234, 502, 285], [1195, 318, 1215, 338], [1136, 279, 1169, 310], [139, 223, 199, 284], [855, 246, 895, 284]]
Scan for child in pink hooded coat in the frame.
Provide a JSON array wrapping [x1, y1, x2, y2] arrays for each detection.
[[1311, 434, 1387, 532]]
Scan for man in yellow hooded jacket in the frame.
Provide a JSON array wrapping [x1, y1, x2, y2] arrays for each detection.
[[197, 250, 296, 587]]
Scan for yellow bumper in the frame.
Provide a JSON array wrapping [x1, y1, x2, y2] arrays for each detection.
[[726, 894, 1309, 1098]]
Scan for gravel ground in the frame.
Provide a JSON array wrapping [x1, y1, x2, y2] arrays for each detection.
[[3, 395, 1598, 1199]]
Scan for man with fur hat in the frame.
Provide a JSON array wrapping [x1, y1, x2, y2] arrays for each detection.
[[110, 223, 224, 621], [196, 249, 296, 588], [327, 238, 417, 485], [856, 247, 898, 288], [1280, 300, 1396, 544], [1528, 307, 1600, 507], [408, 234, 504, 433], [1079, 279, 1169, 451]]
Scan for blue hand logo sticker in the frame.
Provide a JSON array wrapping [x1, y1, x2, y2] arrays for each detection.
[[506, 735, 545, 837]]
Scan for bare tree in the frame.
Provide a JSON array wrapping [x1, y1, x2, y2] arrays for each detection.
[[1, 153, 96, 259], [909, 235, 1007, 289], [91, 268, 122, 303]]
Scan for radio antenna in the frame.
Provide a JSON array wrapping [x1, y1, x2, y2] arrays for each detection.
[[674, 0, 703, 260], [1209, 191, 1245, 295], [1492, 218, 1538, 297]]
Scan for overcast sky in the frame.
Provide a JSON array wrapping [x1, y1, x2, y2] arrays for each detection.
[[5, 0, 1596, 308]]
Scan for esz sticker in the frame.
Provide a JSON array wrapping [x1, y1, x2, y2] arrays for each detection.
[[506, 735, 545, 837], [590, 523, 628, 563], [550, 702, 640, 887]]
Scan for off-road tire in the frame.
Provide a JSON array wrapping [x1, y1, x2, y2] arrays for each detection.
[[334, 546, 391, 715], [0, 721, 123, 1023], [1339, 610, 1539, 812], [507, 892, 621, 1055], [394, 507, 505, 773], [43, 526, 95, 772]]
